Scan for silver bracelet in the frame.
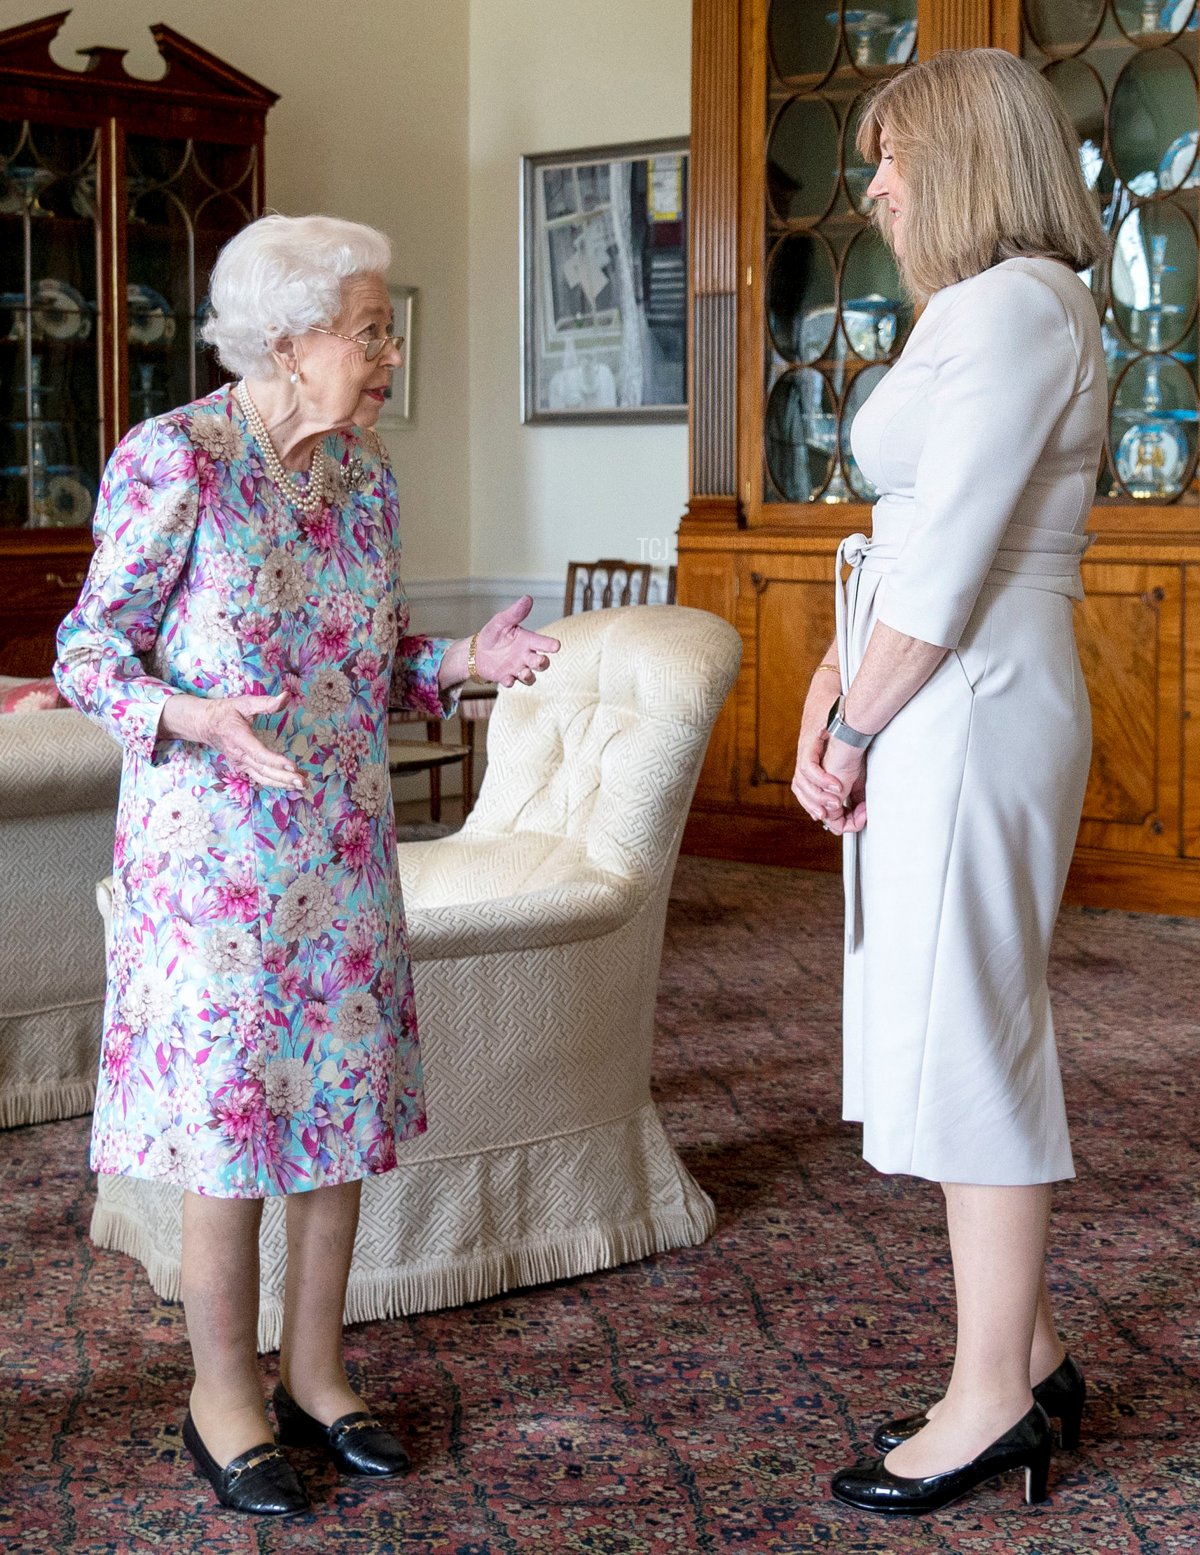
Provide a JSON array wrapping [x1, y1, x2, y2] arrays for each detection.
[[826, 695, 874, 750]]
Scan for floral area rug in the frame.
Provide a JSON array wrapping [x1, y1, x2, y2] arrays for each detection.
[[1, 857, 1197, 1553]]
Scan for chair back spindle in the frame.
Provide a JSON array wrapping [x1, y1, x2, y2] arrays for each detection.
[[564, 559, 655, 616]]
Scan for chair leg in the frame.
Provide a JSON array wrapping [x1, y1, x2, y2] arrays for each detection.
[[427, 717, 442, 823], [463, 729, 476, 818]]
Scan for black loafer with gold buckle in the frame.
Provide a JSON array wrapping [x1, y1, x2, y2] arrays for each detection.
[[272, 1381, 411, 1477], [182, 1410, 309, 1515]]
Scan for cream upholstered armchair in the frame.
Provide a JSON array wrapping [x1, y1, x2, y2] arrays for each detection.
[[91, 605, 742, 1349]]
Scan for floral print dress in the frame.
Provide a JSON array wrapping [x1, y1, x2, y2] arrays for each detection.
[[54, 384, 452, 1198]]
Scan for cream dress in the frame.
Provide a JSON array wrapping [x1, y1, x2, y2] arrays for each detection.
[[840, 257, 1107, 1185]]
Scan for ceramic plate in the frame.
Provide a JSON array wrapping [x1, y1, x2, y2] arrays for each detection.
[[127, 283, 177, 346], [32, 278, 91, 342], [1159, 130, 1198, 192]]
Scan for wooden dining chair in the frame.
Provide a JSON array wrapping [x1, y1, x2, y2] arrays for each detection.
[[563, 559, 654, 616]]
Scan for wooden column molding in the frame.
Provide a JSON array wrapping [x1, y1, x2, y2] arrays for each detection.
[[686, 0, 740, 519]]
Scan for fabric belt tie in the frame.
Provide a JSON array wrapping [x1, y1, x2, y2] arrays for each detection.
[[833, 533, 873, 955], [833, 523, 1091, 955]]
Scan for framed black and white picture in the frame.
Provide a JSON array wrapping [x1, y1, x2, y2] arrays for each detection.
[[377, 284, 415, 425], [520, 138, 689, 424]]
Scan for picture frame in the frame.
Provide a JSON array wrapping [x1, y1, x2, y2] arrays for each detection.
[[520, 138, 689, 424], [377, 284, 415, 425]]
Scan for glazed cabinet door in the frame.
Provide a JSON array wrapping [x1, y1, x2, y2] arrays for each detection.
[[1075, 561, 1185, 857], [750, 0, 919, 527], [1019, 0, 1199, 510], [0, 116, 106, 531]]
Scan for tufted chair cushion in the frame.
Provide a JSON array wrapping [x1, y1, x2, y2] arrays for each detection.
[[400, 605, 742, 907]]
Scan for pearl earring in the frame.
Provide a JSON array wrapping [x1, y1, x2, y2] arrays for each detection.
[[289, 371, 299, 384]]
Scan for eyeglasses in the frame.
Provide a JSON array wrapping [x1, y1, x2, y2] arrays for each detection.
[[309, 326, 405, 362]]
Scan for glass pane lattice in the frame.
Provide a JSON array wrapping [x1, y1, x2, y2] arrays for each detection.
[[1026, 0, 1199, 502], [126, 135, 257, 423], [763, 0, 917, 504], [0, 120, 102, 528]]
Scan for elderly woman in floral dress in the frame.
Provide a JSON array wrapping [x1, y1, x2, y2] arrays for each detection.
[[54, 214, 558, 1517]]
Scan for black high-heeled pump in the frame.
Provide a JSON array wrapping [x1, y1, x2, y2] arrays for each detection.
[[272, 1381, 411, 1477], [871, 1353, 1086, 1453], [832, 1401, 1053, 1515], [182, 1411, 309, 1515]]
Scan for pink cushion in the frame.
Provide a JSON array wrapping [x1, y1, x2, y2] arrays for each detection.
[[0, 678, 65, 714]]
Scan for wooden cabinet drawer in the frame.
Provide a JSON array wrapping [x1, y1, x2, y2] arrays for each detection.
[[2, 552, 92, 613], [0, 536, 95, 676]]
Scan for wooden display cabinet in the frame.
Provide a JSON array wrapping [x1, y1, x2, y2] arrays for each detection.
[[0, 11, 276, 676], [681, 0, 1200, 914]]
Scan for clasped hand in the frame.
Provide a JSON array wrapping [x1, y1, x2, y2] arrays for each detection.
[[791, 717, 867, 836]]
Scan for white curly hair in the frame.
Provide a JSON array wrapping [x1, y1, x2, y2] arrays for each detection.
[[201, 213, 392, 379]]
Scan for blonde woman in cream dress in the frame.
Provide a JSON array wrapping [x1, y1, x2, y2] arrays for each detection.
[[790, 51, 1108, 1516]]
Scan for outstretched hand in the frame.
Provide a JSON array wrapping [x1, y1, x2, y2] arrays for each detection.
[[473, 596, 560, 688]]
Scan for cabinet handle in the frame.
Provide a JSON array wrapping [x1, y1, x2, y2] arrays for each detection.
[[46, 570, 86, 589]]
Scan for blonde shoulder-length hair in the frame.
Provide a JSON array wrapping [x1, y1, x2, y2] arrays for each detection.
[[856, 48, 1108, 303]]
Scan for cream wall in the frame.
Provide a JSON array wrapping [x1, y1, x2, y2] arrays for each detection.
[[466, 0, 692, 593], [16, 0, 471, 584], [12, 1, 693, 603]]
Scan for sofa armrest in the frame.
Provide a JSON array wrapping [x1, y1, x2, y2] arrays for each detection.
[[0, 708, 122, 819]]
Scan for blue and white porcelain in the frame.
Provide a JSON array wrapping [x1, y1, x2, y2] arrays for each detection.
[[32, 278, 91, 341], [127, 283, 176, 346], [827, 10, 890, 65], [1115, 417, 1190, 497], [886, 18, 917, 61], [1158, 130, 1198, 192], [0, 165, 54, 214], [1160, 0, 1198, 32]]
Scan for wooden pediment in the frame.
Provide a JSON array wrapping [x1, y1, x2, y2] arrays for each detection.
[[147, 24, 278, 107], [0, 10, 277, 107]]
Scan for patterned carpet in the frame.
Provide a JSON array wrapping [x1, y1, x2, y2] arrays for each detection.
[[2, 856, 1198, 1554]]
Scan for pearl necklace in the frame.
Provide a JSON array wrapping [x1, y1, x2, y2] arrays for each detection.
[[236, 382, 328, 516]]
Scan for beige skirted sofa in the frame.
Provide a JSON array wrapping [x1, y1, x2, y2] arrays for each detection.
[[0, 685, 121, 1127], [90, 605, 742, 1349]]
